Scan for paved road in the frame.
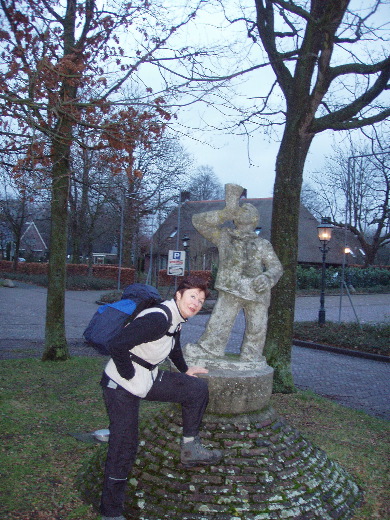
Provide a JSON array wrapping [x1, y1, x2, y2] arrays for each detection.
[[295, 292, 389, 324], [0, 283, 389, 420]]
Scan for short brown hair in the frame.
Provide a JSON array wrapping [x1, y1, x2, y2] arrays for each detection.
[[175, 275, 210, 299]]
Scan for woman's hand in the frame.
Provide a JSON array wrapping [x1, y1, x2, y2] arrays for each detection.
[[186, 366, 209, 377]]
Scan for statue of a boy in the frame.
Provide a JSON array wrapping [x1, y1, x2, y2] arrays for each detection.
[[190, 183, 283, 363]]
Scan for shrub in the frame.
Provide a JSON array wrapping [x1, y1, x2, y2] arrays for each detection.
[[296, 265, 390, 290], [0, 272, 49, 286], [293, 322, 390, 357], [157, 269, 212, 287], [0, 272, 117, 290], [66, 275, 116, 290]]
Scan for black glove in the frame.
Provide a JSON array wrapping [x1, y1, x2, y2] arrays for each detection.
[[113, 357, 135, 380]]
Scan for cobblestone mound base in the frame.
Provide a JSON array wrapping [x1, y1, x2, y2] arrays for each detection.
[[78, 406, 363, 520]]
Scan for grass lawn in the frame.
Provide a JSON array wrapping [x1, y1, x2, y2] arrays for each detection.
[[0, 357, 389, 520], [293, 322, 389, 357]]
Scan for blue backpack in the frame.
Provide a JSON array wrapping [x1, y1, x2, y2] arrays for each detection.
[[83, 283, 172, 355]]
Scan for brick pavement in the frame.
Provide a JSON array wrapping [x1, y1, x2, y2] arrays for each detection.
[[78, 406, 363, 520]]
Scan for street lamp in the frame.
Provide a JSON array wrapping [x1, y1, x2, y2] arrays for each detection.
[[344, 246, 355, 289], [344, 246, 351, 284], [182, 233, 190, 274], [317, 217, 333, 325]]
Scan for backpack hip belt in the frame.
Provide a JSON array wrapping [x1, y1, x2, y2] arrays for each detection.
[[129, 352, 158, 371]]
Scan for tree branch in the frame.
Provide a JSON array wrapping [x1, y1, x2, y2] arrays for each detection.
[[255, 0, 294, 98], [311, 59, 390, 132]]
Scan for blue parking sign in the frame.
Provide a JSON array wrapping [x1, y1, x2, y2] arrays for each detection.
[[168, 250, 185, 276]]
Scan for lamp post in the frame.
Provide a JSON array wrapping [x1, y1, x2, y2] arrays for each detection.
[[344, 246, 351, 288], [172, 191, 190, 290], [317, 217, 333, 325], [182, 233, 190, 275]]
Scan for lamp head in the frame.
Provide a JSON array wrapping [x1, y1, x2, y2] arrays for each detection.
[[317, 217, 333, 243], [182, 234, 190, 248]]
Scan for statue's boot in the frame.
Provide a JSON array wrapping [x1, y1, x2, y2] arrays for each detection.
[[185, 342, 220, 362], [239, 341, 266, 363]]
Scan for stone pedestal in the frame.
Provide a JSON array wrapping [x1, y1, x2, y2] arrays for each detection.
[[199, 362, 274, 415], [184, 344, 274, 416]]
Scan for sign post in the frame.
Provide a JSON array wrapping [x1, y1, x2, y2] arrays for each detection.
[[167, 250, 186, 277]]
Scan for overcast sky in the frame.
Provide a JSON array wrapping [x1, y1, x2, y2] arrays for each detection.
[[155, 0, 387, 200], [137, 0, 388, 199], [178, 115, 337, 199]]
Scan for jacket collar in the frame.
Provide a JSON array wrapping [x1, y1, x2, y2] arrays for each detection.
[[163, 298, 187, 324]]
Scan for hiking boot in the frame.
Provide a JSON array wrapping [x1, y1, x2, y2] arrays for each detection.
[[180, 435, 223, 467]]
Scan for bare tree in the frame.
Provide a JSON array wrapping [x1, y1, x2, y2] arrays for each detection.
[[0, 0, 204, 360], [0, 159, 44, 268], [154, 1, 389, 389], [307, 133, 389, 265], [0, 193, 30, 268], [68, 148, 119, 267], [67, 133, 192, 271], [115, 135, 192, 268], [187, 165, 224, 201], [229, 0, 390, 390], [300, 182, 327, 219]]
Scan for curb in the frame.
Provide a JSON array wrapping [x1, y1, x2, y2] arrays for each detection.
[[293, 339, 389, 363]]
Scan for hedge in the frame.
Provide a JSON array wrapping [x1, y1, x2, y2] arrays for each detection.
[[2, 260, 388, 291], [0, 260, 135, 286], [296, 265, 390, 290], [157, 269, 212, 287]]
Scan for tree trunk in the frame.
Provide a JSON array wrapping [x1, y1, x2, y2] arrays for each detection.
[[362, 243, 378, 267], [12, 236, 21, 271], [265, 122, 313, 392], [122, 197, 138, 268], [69, 182, 81, 263], [42, 0, 78, 361], [42, 142, 72, 361], [87, 242, 94, 276], [80, 148, 90, 264]]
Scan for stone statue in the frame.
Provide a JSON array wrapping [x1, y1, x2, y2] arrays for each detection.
[[187, 183, 283, 366]]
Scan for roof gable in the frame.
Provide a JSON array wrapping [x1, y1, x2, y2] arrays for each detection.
[[21, 221, 48, 252]]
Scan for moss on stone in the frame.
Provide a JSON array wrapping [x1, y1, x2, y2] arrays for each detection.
[[77, 405, 363, 519]]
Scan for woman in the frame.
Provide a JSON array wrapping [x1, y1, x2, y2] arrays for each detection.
[[100, 276, 222, 520]]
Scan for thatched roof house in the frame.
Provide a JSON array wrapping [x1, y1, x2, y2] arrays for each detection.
[[152, 198, 364, 270]]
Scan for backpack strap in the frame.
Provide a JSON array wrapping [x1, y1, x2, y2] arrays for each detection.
[[152, 303, 175, 336], [153, 303, 181, 340], [128, 304, 179, 371], [129, 352, 158, 371]]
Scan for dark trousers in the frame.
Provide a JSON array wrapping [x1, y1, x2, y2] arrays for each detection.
[[100, 370, 209, 517]]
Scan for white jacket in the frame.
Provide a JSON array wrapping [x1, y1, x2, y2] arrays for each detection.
[[104, 299, 186, 397]]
